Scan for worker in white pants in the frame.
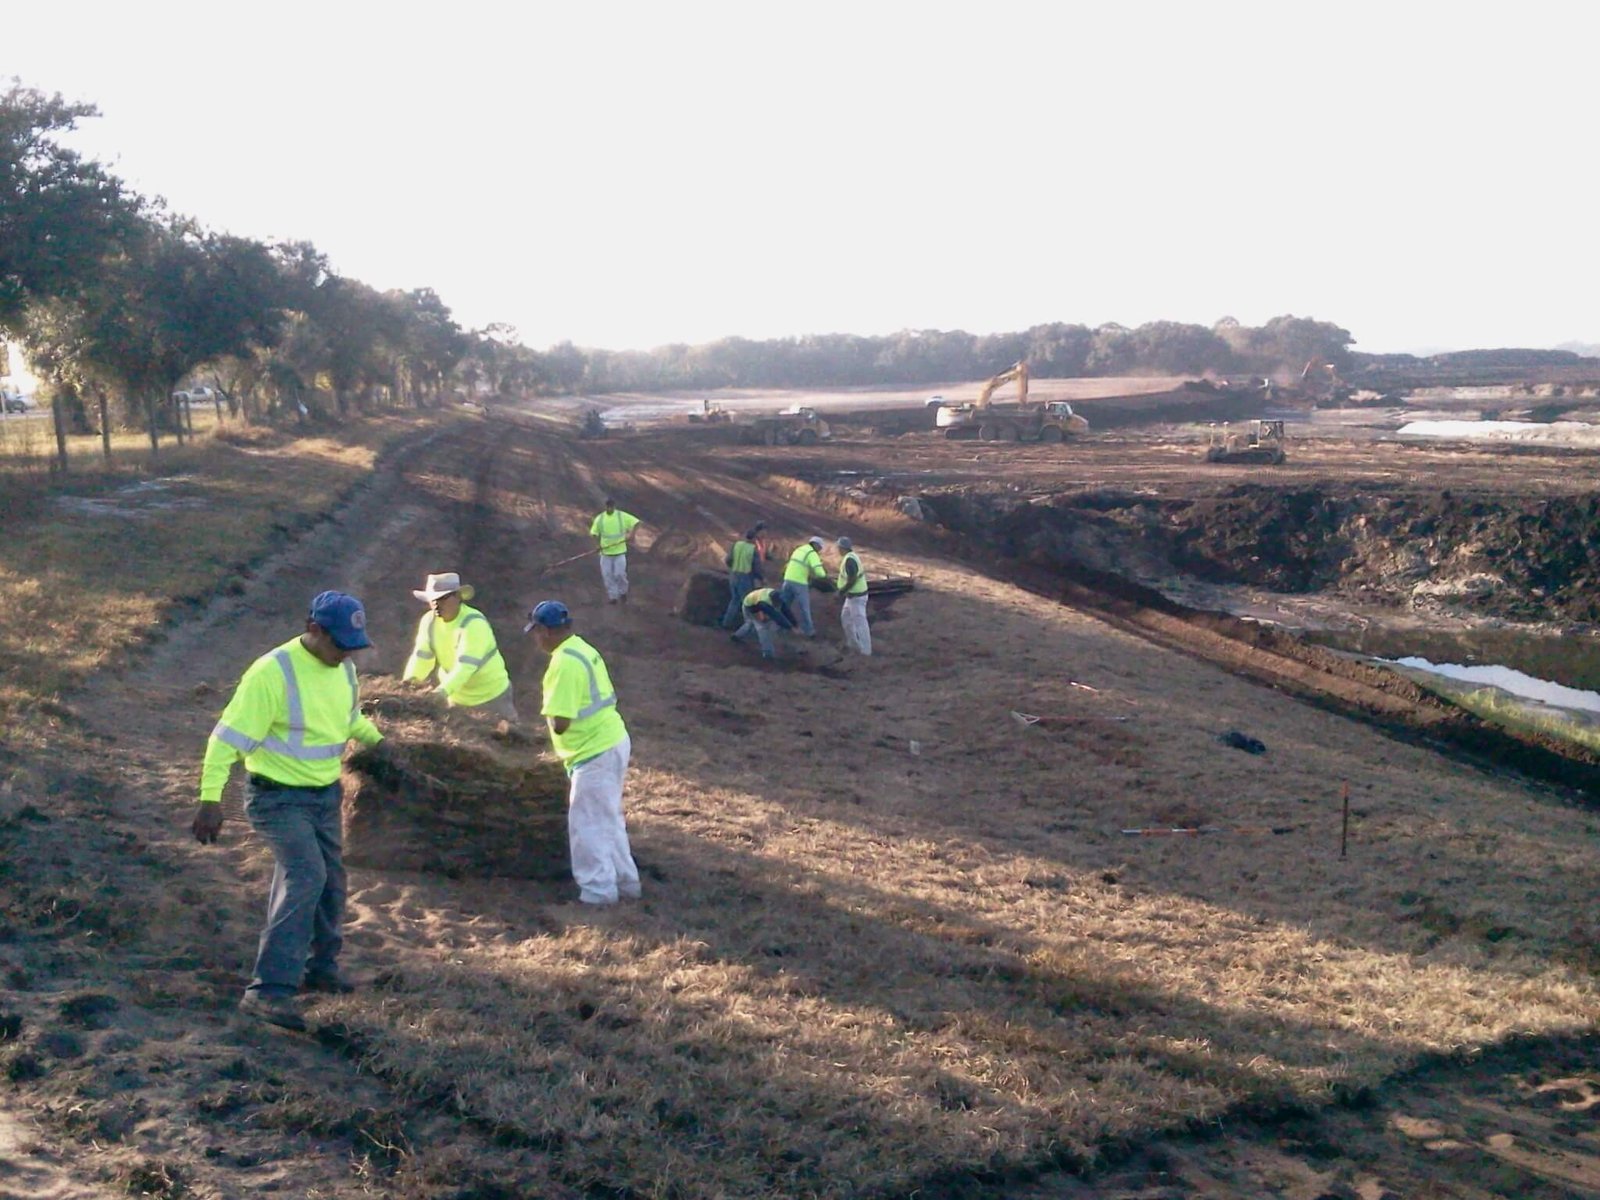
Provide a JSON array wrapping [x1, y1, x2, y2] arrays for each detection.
[[525, 600, 641, 905], [590, 499, 640, 604], [566, 733, 640, 904], [835, 537, 872, 656]]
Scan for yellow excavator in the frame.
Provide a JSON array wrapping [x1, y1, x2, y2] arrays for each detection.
[[977, 361, 1030, 406], [933, 361, 1089, 443]]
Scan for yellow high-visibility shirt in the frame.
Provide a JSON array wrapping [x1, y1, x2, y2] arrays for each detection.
[[783, 544, 825, 585], [199, 637, 382, 802], [540, 634, 626, 768], [402, 604, 511, 707], [837, 551, 868, 596], [590, 510, 639, 555]]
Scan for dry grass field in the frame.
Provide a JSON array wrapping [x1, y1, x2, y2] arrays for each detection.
[[0, 401, 1597, 1198]]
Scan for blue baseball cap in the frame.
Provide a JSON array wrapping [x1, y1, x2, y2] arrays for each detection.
[[308, 590, 372, 650], [523, 599, 571, 633]]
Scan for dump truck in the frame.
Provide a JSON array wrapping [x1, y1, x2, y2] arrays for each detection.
[[933, 362, 1090, 442], [1204, 419, 1286, 464], [738, 406, 832, 446]]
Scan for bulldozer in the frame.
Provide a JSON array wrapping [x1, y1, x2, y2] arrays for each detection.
[[933, 361, 1089, 443], [738, 406, 832, 446], [1204, 419, 1286, 464]]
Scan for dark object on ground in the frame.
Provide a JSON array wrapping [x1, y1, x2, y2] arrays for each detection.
[[1219, 730, 1267, 754], [342, 743, 569, 880], [677, 568, 734, 627], [238, 993, 307, 1032]]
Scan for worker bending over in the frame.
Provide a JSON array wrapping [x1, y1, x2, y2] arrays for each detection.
[[721, 528, 764, 628], [731, 585, 796, 660], [835, 537, 872, 655], [524, 600, 641, 906], [589, 498, 640, 604], [780, 535, 828, 637], [402, 572, 517, 723], [193, 591, 393, 1031]]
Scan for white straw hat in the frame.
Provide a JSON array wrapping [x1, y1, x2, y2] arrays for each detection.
[[412, 572, 476, 602]]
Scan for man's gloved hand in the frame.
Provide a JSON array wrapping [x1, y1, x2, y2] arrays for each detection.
[[192, 803, 224, 845]]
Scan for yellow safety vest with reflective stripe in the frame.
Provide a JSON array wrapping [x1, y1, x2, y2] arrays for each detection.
[[402, 604, 511, 707], [590, 509, 639, 555], [783, 544, 825, 585], [728, 539, 757, 575], [199, 637, 382, 801], [539, 634, 626, 768], [837, 550, 868, 596]]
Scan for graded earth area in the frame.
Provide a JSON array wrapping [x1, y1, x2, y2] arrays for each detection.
[[1, 409, 1597, 1199]]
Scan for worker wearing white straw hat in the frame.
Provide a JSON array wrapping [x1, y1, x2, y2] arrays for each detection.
[[402, 572, 518, 723]]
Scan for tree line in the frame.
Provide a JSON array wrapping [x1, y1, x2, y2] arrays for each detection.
[[1, 83, 477, 465], [553, 315, 1360, 396], [5, 80, 1374, 466]]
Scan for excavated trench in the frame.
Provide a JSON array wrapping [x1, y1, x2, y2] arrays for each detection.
[[918, 483, 1600, 632], [873, 479, 1600, 801]]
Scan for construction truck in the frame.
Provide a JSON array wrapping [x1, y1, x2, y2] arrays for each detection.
[[1204, 419, 1287, 464], [933, 361, 1090, 443], [738, 406, 832, 446]]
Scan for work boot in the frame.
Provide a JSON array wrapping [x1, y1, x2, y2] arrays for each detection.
[[238, 992, 307, 1031], [301, 972, 357, 995]]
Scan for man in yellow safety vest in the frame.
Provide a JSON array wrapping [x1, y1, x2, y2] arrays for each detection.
[[193, 590, 393, 1031], [730, 585, 796, 660], [524, 599, 641, 906], [835, 537, 872, 655], [589, 498, 641, 604], [721, 528, 765, 628], [402, 571, 517, 724], [779, 535, 828, 637]]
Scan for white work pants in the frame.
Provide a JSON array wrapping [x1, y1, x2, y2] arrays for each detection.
[[840, 594, 872, 655], [599, 553, 629, 601], [567, 734, 640, 905]]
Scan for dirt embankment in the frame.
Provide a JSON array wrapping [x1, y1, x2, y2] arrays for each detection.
[[913, 484, 1600, 625], [796, 477, 1600, 804]]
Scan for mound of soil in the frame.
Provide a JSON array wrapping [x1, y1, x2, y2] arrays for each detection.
[[678, 567, 732, 627], [920, 484, 1600, 623], [342, 743, 569, 880]]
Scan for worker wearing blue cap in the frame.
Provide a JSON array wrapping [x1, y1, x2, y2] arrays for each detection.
[[194, 590, 393, 1030], [525, 600, 640, 905]]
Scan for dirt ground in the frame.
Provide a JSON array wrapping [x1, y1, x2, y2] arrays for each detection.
[[3, 402, 1598, 1198]]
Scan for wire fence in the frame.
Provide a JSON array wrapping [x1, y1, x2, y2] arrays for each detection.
[[0, 405, 229, 487]]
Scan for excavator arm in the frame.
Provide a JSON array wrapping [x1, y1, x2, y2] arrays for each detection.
[[975, 361, 1029, 409]]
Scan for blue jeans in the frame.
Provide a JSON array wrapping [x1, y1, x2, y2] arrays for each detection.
[[243, 779, 346, 999], [722, 572, 756, 628], [733, 618, 779, 659], [779, 580, 814, 636]]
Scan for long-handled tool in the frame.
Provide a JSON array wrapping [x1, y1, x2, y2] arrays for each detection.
[[1120, 825, 1292, 836], [535, 547, 601, 576]]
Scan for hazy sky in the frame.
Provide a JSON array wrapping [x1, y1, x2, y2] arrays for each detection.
[[6, 2, 1594, 355]]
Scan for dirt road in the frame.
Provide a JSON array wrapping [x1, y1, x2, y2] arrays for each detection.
[[5, 413, 1597, 1198]]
